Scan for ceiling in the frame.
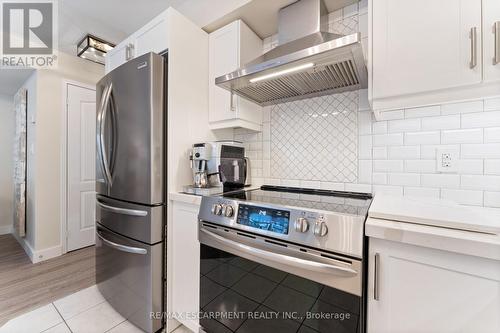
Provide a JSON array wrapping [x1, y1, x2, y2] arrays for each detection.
[[58, 0, 359, 54], [58, 0, 186, 54], [204, 0, 358, 38]]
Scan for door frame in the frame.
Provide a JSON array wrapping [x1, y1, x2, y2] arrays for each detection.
[[60, 79, 97, 254]]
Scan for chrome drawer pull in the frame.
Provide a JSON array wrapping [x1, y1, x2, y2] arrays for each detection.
[[97, 200, 148, 217], [97, 231, 147, 255]]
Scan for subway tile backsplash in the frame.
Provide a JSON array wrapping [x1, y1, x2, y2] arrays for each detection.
[[234, 1, 500, 208]]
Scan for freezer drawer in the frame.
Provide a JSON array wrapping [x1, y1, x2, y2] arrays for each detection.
[[96, 224, 163, 333], [96, 195, 164, 244]]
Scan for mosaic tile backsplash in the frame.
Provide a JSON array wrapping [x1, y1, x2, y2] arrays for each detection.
[[270, 92, 358, 182]]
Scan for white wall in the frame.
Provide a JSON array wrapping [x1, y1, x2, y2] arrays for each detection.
[[0, 93, 14, 235], [16, 53, 104, 260], [34, 52, 103, 253]]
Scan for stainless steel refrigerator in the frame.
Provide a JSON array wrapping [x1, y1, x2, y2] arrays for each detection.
[[95, 52, 166, 333]]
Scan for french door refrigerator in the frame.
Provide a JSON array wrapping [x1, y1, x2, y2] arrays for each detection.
[[95, 52, 166, 333]]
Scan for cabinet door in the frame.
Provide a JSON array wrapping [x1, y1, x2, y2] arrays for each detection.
[[372, 0, 482, 99], [234, 21, 263, 126], [367, 238, 500, 333], [105, 42, 128, 73], [209, 21, 239, 123], [483, 0, 500, 82], [171, 201, 200, 332], [134, 13, 169, 58]]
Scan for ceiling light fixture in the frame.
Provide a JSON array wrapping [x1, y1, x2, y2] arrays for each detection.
[[249, 62, 314, 83], [77, 34, 115, 65]]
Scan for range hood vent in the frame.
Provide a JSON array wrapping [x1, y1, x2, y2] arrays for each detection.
[[215, 0, 367, 106]]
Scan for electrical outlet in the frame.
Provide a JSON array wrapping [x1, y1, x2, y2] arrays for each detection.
[[436, 148, 458, 173]]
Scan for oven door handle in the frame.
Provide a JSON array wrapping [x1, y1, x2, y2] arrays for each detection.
[[200, 228, 357, 277]]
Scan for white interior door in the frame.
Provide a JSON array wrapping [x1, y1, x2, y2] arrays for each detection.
[[67, 83, 96, 251]]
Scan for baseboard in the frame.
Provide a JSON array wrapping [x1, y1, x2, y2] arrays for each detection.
[[13, 234, 35, 263], [12, 233, 63, 264], [0, 225, 12, 235], [31, 245, 63, 263]]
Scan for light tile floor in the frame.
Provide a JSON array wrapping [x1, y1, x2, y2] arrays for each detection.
[[0, 285, 191, 333]]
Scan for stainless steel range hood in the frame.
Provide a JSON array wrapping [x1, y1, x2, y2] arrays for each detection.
[[215, 0, 367, 106]]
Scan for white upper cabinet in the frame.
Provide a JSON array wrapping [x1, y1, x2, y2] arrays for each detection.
[[373, 0, 481, 98], [105, 38, 131, 73], [209, 20, 263, 132], [134, 12, 169, 58], [105, 12, 169, 73], [483, 0, 500, 83], [370, 0, 500, 116]]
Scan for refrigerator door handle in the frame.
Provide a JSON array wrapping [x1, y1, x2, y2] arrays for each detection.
[[98, 83, 113, 185], [96, 200, 148, 217], [97, 230, 147, 255], [97, 84, 107, 183]]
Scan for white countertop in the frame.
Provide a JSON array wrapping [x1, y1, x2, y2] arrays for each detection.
[[169, 192, 203, 205], [169, 186, 261, 206], [367, 194, 500, 260], [369, 193, 500, 234]]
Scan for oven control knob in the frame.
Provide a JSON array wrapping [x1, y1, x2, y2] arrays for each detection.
[[212, 204, 223, 215], [223, 205, 234, 217], [314, 221, 328, 237], [294, 217, 309, 233]]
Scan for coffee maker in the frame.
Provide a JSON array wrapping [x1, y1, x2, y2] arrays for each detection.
[[184, 141, 249, 195], [190, 143, 211, 188]]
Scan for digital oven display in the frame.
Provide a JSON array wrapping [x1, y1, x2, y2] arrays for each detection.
[[236, 204, 290, 235]]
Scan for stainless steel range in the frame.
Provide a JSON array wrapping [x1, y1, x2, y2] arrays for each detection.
[[198, 185, 372, 333]]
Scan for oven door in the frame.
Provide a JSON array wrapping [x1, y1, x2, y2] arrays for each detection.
[[199, 222, 364, 333]]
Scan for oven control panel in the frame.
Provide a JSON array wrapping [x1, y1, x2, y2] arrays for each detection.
[[199, 195, 365, 257], [236, 204, 291, 235], [202, 198, 332, 237]]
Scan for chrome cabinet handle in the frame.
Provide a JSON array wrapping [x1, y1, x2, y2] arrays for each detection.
[[96, 200, 148, 216], [470, 27, 478, 69], [125, 44, 133, 60], [494, 22, 500, 65], [374, 253, 380, 301], [230, 91, 236, 112], [97, 231, 147, 254], [126, 43, 135, 60], [200, 228, 357, 277], [98, 83, 113, 185]]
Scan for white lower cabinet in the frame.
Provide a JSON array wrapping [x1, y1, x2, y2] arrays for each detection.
[[171, 200, 200, 332], [367, 237, 500, 333]]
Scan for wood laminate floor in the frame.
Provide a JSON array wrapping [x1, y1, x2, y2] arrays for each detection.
[[0, 234, 96, 326]]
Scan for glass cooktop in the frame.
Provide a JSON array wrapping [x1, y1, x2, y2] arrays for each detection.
[[221, 185, 372, 216]]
